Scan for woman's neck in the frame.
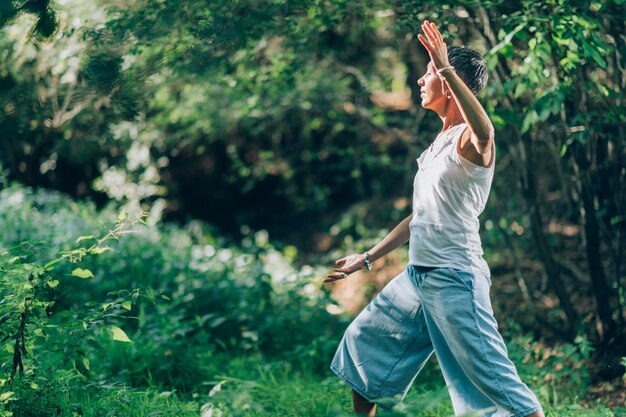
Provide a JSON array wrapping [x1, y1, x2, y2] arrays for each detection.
[[440, 106, 465, 132], [441, 116, 464, 132]]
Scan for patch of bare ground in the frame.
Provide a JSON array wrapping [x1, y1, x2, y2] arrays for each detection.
[[584, 378, 626, 409]]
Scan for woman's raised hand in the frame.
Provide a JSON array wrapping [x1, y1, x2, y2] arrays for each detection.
[[417, 20, 451, 71]]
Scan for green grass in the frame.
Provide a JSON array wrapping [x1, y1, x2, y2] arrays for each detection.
[[11, 348, 626, 417], [202, 365, 625, 417], [139, 355, 623, 417], [60, 388, 199, 417], [58, 377, 624, 417]]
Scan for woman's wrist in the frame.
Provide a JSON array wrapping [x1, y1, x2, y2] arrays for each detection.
[[436, 66, 456, 80], [363, 252, 373, 270]]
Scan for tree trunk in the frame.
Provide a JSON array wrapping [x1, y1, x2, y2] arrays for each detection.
[[571, 144, 617, 342], [521, 131, 577, 339]]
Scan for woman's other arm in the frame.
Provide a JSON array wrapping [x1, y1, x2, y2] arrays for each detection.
[[324, 213, 412, 282]]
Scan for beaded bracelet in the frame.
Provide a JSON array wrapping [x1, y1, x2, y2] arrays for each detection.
[[363, 252, 373, 271]]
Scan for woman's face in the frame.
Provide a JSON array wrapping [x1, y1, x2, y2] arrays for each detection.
[[417, 62, 447, 110]]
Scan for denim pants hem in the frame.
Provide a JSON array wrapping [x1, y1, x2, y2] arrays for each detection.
[[330, 365, 395, 410], [508, 406, 543, 417]]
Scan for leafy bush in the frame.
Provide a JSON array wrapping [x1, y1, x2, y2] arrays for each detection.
[[0, 186, 144, 416], [0, 182, 348, 414]]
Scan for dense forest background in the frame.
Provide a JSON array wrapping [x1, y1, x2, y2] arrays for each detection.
[[0, 0, 625, 416]]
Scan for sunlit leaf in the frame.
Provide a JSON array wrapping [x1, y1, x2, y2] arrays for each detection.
[[71, 268, 94, 279], [44, 258, 61, 270], [105, 325, 132, 343], [0, 391, 13, 401], [76, 235, 95, 244], [90, 246, 112, 254]]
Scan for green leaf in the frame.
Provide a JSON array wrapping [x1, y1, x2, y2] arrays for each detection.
[[521, 110, 539, 134], [44, 258, 61, 270], [118, 209, 127, 221], [86, 337, 106, 353], [0, 391, 13, 401], [71, 268, 94, 279], [90, 246, 112, 255], [106, 325, 132, 343], [583, 41, 607, 69], [209, 316, 228, 328], [76, 235, 95, 244], [73, 356, 90, 378], [47, 280, 59, 288], [489, 22, 528, 56], [513, 82, 528, 98], [122, 301, 132, 311]]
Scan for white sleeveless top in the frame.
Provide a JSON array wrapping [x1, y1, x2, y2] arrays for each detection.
[[408, 123, 495, 277]]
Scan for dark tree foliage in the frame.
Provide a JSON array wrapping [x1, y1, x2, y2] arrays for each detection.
[[0, 0, 57, 36]]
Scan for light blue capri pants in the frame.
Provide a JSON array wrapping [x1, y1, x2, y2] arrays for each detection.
[[330, 265, 542, 417]]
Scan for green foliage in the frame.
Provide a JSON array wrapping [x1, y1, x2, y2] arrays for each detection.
[[0, 190, 146, 415], [0, 183, 349, 414], [506, 332, 592, 405], [0, 183, 622, 415], [0, 0, 418, 235]]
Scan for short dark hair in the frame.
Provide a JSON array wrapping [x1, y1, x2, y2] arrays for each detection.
[[448, 45, 488, 95]]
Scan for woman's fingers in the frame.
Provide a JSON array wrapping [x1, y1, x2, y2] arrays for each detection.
[[428, 21, 443, 43], [324, 270, 349, 282], [418, 34, 437, 67], [422, 21, 436, 42], [324, 274, 340, 282], [417, 33, 430, 51], [422, 20, 444, 45], [326, 254, 364, 283], [420, 24, 431, 43], [419, 20, 450, 70], [326, 257, 352, 282]]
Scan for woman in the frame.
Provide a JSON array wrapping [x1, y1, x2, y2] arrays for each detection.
[[324, 21, 544, 417]]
